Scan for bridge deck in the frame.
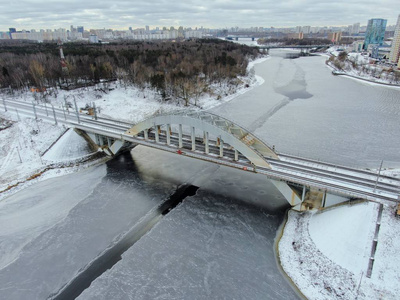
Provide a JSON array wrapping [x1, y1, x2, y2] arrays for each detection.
[[2, 99, 399, 204], [73, 121, 400, 203]]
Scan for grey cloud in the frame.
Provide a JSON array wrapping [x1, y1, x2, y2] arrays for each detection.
[[1, 0, 399, 31]]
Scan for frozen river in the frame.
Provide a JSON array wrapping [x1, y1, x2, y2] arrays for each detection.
[[0, 147, 299, 300], [211, 49, 400, 169], [2, 48, 399, 299]]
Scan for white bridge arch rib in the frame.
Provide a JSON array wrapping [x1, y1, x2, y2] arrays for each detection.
[[125, 111, 279, 168]]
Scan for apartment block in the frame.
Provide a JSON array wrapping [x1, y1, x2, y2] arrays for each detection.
[[389, 14, 400, 65]]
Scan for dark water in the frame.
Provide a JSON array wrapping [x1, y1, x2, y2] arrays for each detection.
[[78, 188, 299, 300], [74, 149, 300, 300]]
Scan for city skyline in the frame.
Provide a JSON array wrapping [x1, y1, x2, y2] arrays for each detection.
[[1, 0, 399, 32]]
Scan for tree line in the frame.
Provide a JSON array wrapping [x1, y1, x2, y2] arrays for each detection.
[[0, 39, 260, 106]]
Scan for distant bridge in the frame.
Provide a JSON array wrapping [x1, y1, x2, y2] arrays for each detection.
[[2, 99, 399, 211], [258, 45, 330, 49], [258, 45, 331, 54], [226, 35, 256, 41]]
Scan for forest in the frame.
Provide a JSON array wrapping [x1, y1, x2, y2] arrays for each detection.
[[0, 39, 260, 106]]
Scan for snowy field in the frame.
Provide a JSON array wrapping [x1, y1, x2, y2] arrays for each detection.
[[0, 118, 65, 191]]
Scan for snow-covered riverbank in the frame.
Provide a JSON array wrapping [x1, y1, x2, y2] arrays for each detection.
[[279, 201, 400, 299], [326, 48, 400, 87]]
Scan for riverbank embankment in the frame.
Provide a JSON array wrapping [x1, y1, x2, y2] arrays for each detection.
[[278, 201, 400, 299]]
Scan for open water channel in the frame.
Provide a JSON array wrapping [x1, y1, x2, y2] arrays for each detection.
[[1, 45, 400, 299]]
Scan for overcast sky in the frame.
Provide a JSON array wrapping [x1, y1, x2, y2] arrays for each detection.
[[1, 0, 399, 31]]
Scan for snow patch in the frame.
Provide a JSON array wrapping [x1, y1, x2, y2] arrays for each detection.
[[279, 202, 400, 299], [42, 128, 94, 162], [308, 203, 378, 275]]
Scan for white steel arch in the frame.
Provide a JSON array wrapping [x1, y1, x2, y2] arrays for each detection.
[[125, 110, 279, 168]]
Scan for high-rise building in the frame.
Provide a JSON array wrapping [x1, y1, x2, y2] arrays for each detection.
[[363, 18, 387, 49], [77, 26, 84, 33], [302, 26, 311, 34], [8, 27, 16, 39], [353, 23, 360, 34], [389, 14, 400, 65], [288, 32, 304, 39], [328, 31, 342, 43], [89, 34, 98, 43], [347, 25, 353, 34], [348, 23, 360, 35]]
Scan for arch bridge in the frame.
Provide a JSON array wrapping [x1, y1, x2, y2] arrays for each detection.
[[125, 110, 278, 168], [2, 99, 399, 211], [77, 110, 400, 212]]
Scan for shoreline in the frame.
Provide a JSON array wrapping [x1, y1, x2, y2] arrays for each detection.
[[325, 61, 400, 88], [332, 71, 400, 88], [274, 209, 307, 300], [0, 153, 109, 201]]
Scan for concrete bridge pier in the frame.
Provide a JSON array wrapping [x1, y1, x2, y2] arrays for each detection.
[[270, 179, 353, 211], [271, 180, 302, 210], [76, 129, 129, 156]]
